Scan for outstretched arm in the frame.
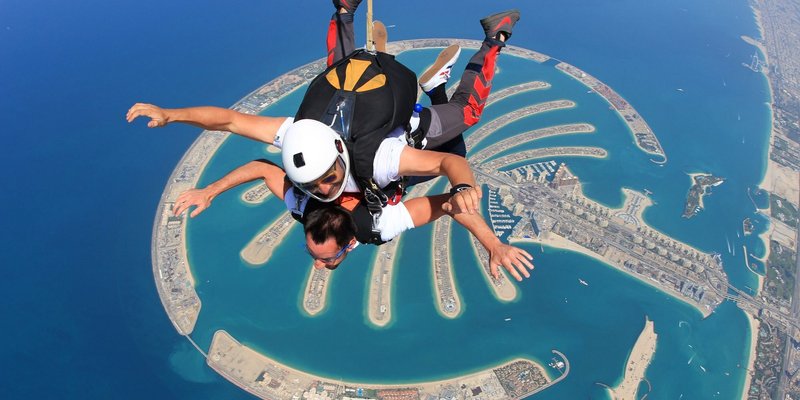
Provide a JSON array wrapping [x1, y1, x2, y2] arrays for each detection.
[[404, 193, 534, 281], [173, 159, 291, 218], [126, 103, 287, 144], [450, 206, 534, 282], [397, 147, 482, 215]]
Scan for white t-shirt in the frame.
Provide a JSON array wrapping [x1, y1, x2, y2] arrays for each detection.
[[276, 118, 414, 243]]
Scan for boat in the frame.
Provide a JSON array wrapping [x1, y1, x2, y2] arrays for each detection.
[[578, 278, 588, 286], [504, 317, 512, 322], [699, 365, 707, 373], [676, 88, 685, 92]]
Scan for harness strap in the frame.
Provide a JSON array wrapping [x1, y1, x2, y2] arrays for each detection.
[[360, 178, 390, 243]]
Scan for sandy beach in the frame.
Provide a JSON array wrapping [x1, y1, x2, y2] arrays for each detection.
[[302, 266, 330, 316], [510, 233, 709, 318], [471, 235, 518, 302], [740, 311, 761, 400], [208, 329, 552, 400], [759, 156, 799, 208], [512, 234, 600, 265], [610, 317, 657, 400], [367, 237, 400, 327], [743, 6, 795, 399], [511, 187, 712, 317], [241, 211, 297, 266], [751, 0, 797, 208]]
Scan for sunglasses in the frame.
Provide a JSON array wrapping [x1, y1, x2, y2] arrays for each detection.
[[304, 242, 352, 266], [298, 158, 340, 192]]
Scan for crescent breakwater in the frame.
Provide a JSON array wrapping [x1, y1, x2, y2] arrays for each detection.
[[555, 62, 667, 163], [207, 330, 566, 400]]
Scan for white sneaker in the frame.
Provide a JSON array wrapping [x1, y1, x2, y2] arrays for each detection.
[[419, 45, 461, 92]]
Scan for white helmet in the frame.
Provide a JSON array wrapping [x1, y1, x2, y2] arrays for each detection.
[[282, 119, 351, 202]]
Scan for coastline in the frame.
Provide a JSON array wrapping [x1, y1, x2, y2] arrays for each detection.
[[609, 317, 658, 400], [431, 216, 463, 318], [749, 0, 796, 313], [367, 178, 442, 327], [302, 266, 330, 316], [751, 0, 798, 205], [470, 234, 518, 302], [208, 329, 557, 400], [509, 184, 715, 319], [740, 310, 761, 400], [241, 181, 273, 205], [510, 233, 709, 318], [687, 172, 709, 209], [758, 148, 799, 209], [150, 37, 744, 398], [241, 211, 297, 266], [366, 233, 400, 327]]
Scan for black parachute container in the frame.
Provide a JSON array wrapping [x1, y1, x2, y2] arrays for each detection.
[[294, 49, 417, 184]]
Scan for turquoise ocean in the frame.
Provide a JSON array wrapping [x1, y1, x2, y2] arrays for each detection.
[[178, 0, 773, 399], [1, 0, 771, 398]]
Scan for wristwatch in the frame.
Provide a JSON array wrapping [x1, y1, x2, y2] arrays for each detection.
[[449, 183, 473, 197]]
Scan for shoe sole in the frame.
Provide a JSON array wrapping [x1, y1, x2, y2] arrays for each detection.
[[372, 20, 387, 52], [418, 44, 460, 85]]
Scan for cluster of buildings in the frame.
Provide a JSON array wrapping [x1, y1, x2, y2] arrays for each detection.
[[744, 1, 800, 398], [153, 209, 200, 335], [432, 217, 459, 315], [492, 361, 549, 399], [243, 182, 272, 204], [152, 32, 800, 398], [474, 162, 728, 316], [151, 131, 233, 335], [208, 330, 557, 400]]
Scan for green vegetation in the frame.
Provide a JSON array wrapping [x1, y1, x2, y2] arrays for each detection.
[[766, 241, 797, 302], [750, 322, 785, 400], [769, 194, 799, 228], [682, 174, 724, 218]]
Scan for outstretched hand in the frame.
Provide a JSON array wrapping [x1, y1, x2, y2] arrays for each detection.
[[488, 243, 534, 282], [442, 186, 482, 215], [173, 188, 214, 218], [126, 103, 169, 128]]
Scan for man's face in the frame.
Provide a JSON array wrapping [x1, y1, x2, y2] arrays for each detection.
[[305, 233, 353, 270], [303, 157, 346, 199]]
